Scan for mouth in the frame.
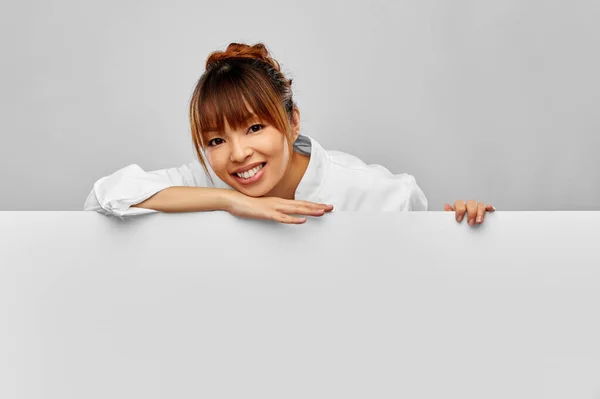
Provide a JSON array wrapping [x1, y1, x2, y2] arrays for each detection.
[[231, 162, 267, 185]]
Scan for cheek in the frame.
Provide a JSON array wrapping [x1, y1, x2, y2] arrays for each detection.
[[271, 144, 289, 172], [207, 152, 227, 175], [282, 141, 293, 165]]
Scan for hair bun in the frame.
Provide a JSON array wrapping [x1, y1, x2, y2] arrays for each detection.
[[205, 42, 282, 72]]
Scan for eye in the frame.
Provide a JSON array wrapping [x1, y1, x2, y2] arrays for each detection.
[[206, 124, 262, 147], [249, 124, 264, 133], [207, 138, 223, 147]]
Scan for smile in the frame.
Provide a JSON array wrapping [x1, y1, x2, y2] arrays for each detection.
[[232, 162, 266, 185]]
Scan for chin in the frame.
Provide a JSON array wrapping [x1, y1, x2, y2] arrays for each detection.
[[235, 184, 270, 198], [239, 190, 263, 198]]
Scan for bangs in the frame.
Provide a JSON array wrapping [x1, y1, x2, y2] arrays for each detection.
[[195, 64, 286, 143]]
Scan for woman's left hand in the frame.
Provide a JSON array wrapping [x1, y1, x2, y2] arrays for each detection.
[[444, 200, 496, 226]]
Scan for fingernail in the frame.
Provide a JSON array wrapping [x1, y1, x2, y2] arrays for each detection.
[[477, 216, 482, 223], [457, 215, 463, 222], [492, 206, 496, 211], [469, 219, 474, 226]]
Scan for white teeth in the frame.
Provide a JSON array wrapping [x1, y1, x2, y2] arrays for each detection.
[[236, 163, 263, 179]]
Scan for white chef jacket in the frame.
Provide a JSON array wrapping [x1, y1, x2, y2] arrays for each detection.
[[84, 134, 428, 219]]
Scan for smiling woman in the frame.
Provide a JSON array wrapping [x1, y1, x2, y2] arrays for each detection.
[[197, 105, 307, 200], [84, 42, 492, 225], [190, 43, 304, 199]]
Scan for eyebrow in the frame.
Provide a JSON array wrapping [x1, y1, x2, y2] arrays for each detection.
[[204, 114, 261, 135]]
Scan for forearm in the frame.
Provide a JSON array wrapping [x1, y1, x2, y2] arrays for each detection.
[[131, 186, 234, 213]]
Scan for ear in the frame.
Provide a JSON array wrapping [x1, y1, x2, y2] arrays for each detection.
[[291, 107, 301, 141]]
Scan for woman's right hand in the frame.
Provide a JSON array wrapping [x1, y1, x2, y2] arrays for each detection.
[[225, 191, 334, 224]]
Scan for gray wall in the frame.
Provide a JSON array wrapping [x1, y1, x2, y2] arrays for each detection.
[[1, 0, 598, 211]]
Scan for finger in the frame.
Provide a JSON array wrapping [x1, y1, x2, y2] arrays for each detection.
[[318, 204, 334, 212], [454, 200, 467, 222], [293, 200, 334, 211], [276, 202, 313, 214], [466, 200, 478, 226], [487, 204, 496, 212], [475, 202, 486, 224], [444, 204, 454, 211], [323, 204, 334, 212], [286, 204, 328, 217], [313, 203, 334, 212], [275, 213, 306, 224]]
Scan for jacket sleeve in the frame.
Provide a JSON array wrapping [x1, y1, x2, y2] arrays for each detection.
[[83, 161, 210, 219], [407, 175, 428, 211]]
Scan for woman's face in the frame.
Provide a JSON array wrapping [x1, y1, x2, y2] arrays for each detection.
[[203, 111, 298, 197]]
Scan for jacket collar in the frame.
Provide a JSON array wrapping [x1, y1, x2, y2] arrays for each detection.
[[293, 134, 329, 202]]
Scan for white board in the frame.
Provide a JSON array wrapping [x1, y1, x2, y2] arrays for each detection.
[[1, 211, 599, 398]]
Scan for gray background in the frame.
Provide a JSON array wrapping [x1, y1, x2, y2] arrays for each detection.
[[1, 0, 598, 211]]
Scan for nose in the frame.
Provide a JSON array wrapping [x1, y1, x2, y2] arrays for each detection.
[[229, 138, 253, 163]]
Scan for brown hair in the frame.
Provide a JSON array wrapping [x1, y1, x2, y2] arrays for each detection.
[[189, 42, 297, 185]]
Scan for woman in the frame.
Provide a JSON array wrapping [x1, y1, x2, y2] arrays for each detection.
[[84, 42, 495, 225]]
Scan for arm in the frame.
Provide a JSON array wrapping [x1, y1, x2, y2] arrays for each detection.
[[131, 186, 234, 213], [83, 161, 225, 218]]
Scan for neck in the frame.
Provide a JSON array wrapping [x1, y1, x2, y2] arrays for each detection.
[[264, 149, 310, 200]]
